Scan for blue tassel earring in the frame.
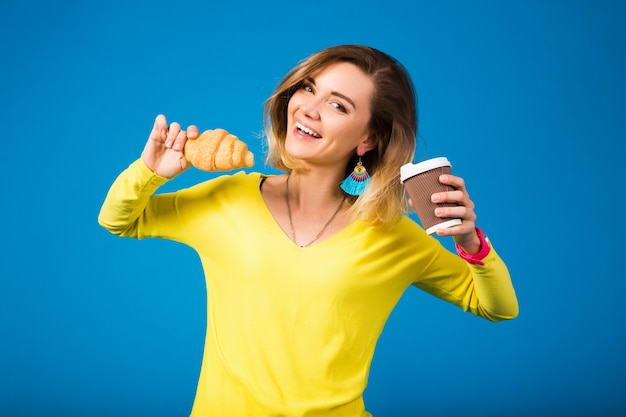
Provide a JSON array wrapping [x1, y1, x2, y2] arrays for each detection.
[[340, 157, 370, 196]]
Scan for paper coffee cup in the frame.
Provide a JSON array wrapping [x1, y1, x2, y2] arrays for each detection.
[[400, 157, 462, 235]]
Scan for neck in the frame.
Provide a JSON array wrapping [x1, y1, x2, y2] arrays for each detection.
[[285, 169, 348, 247], [286, 168, 346, 213]]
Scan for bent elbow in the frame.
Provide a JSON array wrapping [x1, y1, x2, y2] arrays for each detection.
[[482, 304, 519, 322], [97, 210, 131, 237], [98, 216, 121, 236]]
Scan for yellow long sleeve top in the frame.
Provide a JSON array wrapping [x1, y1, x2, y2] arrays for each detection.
[[98, 158, 518, 417]]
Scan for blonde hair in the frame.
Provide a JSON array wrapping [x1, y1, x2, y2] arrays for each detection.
[[264, 45, 417, 226]]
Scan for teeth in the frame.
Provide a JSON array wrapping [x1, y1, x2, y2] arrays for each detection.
[[296, 122, 321, 138]]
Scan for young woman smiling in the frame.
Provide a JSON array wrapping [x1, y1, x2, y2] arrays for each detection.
[[99, 44, 518, 416]]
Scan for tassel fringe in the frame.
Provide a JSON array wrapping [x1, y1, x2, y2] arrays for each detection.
[[341, 160, 370, 196]]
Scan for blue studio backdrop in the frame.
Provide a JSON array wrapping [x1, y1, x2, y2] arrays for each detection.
[[1, 1, 625, 416]]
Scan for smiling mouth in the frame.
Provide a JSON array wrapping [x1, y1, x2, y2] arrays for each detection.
[[296, 122, 321, 138]]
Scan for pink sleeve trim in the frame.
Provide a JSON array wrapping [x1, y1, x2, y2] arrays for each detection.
[[455, 227, 490, 266]]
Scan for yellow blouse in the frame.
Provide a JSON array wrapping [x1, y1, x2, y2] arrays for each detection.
[[98, 158, 518, 417]]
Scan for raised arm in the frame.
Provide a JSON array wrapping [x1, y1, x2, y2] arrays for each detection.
[[97, 115, 197, 236]]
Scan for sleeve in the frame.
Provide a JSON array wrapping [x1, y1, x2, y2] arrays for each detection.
[[412, 238, 519, 322], [97, 158, 184, 240]]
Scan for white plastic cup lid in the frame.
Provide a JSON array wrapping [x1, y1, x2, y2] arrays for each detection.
[[425, 218, 462, 235], [400, 157, 451, 183]]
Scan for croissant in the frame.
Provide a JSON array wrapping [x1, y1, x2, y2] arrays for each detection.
[[184, 129, 254, 172]]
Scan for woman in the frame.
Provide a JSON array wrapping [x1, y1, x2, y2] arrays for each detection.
[[98, 45, 518, 416]]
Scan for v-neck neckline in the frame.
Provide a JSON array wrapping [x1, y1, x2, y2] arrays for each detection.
[[253, 173, 361, 250]]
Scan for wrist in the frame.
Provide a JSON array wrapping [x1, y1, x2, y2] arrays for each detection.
[[455, 227, 490, 266]]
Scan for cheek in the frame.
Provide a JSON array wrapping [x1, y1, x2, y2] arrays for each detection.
[[334, 120, 369, 143], [285, 99, 297, 127], [286, 98, 295, 114], [287, 92, 303, 114], [351, 116, 373, 141]]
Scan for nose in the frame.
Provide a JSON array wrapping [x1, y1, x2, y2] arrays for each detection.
[[300, 96, 321, 119]]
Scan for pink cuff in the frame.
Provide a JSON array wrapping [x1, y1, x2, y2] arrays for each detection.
[[455, 227, 490, 266]]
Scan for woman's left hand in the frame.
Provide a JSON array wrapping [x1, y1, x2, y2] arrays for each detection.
[[430, 174, 481, 255]]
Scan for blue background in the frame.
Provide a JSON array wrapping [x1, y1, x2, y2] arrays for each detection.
[[1, 1, 625, 416]]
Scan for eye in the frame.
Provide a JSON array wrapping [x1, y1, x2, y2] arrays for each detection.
[[302, 83, 314, 93], [331, 102, 347, 113]]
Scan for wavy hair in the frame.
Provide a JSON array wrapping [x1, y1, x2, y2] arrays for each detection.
[[264, 45, 417, 226]]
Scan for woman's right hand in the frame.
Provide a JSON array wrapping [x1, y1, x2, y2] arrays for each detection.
[[142, 114, 199, 179]]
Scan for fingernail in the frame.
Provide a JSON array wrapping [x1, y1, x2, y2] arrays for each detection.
[[432, 194, 440, 202], [435, 208, 444, 216], [440, 175, 447, 182]]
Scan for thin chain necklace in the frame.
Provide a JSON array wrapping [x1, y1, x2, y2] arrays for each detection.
[[285, 173, 347, 247]]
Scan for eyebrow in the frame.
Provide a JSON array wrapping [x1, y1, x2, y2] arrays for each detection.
[[305, 77, 357, 110]]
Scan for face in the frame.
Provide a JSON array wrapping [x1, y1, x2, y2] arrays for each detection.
[[285, 62, 376, 168]]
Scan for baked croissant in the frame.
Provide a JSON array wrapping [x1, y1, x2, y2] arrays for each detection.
[[184, 129, 254, 171]]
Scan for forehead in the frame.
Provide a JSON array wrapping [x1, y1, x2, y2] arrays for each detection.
[[311, 62, 372, 83], [311, 62, 374, 103]]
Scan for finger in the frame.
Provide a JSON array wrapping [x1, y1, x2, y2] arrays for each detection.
[[153, 114, 169, 141], [439, 174, 466, 191], [434, 205, 476, 222], [172, 129, 187, 152], [186, 124, 199, 139], [435, 222, 474, 237], [431, 189, 466, 204], [165, 122, 181, 148]]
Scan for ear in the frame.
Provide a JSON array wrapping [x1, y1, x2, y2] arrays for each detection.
[[356, 132, 379, 156]]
